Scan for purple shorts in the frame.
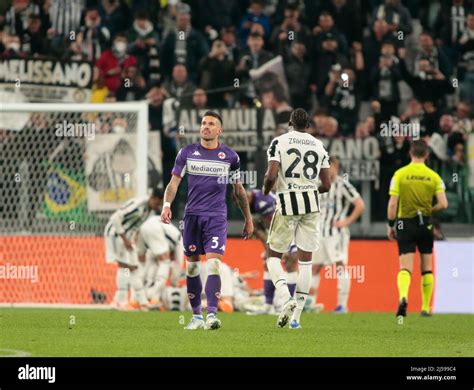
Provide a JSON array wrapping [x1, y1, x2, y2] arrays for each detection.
[[183, 214, 227, 257]]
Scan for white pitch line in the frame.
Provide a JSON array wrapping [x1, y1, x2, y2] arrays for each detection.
[[0, 303, 112, 310], [0, 349, 32, 357]]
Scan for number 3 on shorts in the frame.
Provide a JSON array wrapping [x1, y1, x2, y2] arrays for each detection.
[[211, 236, 219, 249]]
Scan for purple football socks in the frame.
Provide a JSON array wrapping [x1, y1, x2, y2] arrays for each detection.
[[205, 274, 221, 315]]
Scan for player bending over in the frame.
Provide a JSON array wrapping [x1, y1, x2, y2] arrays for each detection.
[[247, 188, 298, 314], [161, 111, 254, 330], [310, 156, 365, 313], [137, 215, 183, 309], [263, 108, 331, 329], [387, 140, 448, 317], [105, 188, 162, 310]]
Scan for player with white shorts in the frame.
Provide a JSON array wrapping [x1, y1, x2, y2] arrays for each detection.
[[263, 109, 331, 329], [104, 188, 162, 310], [137, 215, 183, 309], [310, 156, 365, 313], [312, 231, 349, 266], [247, 189, 299, 314]]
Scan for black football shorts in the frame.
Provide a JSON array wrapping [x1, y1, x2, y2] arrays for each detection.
[[396, 217, 434, 255]]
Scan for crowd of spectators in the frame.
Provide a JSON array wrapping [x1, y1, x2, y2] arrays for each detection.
[[1, 0, 473, 221]]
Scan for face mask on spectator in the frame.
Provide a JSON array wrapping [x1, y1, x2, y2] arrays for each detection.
[[134, 20, 153, 37], [8, 42, 20, 52], [113, 41, 127, 56], [86, 18, 100, 28], [113, 126, 126, 134]]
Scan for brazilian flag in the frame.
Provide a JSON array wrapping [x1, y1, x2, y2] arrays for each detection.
[[43, 163, 97, 226]]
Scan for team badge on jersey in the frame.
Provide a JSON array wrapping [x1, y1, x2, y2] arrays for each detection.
[[188, 244, 197, 252], [218, 152, 226, 159]]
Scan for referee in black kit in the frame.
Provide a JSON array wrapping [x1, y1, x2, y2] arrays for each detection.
[[386, 140, 448, 318]]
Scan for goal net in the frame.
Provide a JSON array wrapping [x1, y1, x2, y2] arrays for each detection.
[[0, 101, 155, 305]]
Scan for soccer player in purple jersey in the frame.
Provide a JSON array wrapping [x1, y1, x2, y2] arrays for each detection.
[[161, 111, 254, 330]]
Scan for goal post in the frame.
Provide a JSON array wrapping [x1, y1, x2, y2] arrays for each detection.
[[0, 101, 152, 304]]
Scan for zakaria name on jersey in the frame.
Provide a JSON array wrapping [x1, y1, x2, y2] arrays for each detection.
[[267, 130, 330, 216]]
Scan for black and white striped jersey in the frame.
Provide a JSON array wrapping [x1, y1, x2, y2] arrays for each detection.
[[319, 176, 360, 237], [144, 216, 183, 259], [5, 3, 41, 35], [160, 221, 182, 253], [267, 129, 330, 216], [105, 196, 154, 236], [48, 0, 84, 36], [78, 25, 111, 62]]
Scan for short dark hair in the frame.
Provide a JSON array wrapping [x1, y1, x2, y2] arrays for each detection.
[[290, 108, 310, 130], [28, 14, 41, 21], [85, 6, 99, 14], [291, 39, 306, 47], [411, 140, 429, 158], [134, 10, 150, 20], [285, 3, 299, 12], [221, 25, 236, 34], [203, 110, 223, 127], [248, 31, 264, 39], [114, 32, 127, 40], [151, 187, 164, 198], [319, 11, 333, 18], [420, 31, 434, 40], [381, 41, 395, 48]]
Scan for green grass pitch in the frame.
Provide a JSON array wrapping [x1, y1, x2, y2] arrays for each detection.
[[0, 309, 473, 357]]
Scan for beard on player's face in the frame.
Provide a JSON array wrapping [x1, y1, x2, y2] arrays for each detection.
[[201, 134, 218, 141], [200, 127, 221, 141]]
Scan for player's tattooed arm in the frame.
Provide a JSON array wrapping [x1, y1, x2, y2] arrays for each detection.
[[233, 183, 254, 239], [164, 175, 181, 205], [263, 161, 279, 195], [233, 183, 252, 221], [162, 175, 182, 223], [246, 190, 254, 206]]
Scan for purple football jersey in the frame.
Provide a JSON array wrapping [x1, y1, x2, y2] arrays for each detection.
[[172, 142, 240, 217], [250, 190, 276, 217]]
